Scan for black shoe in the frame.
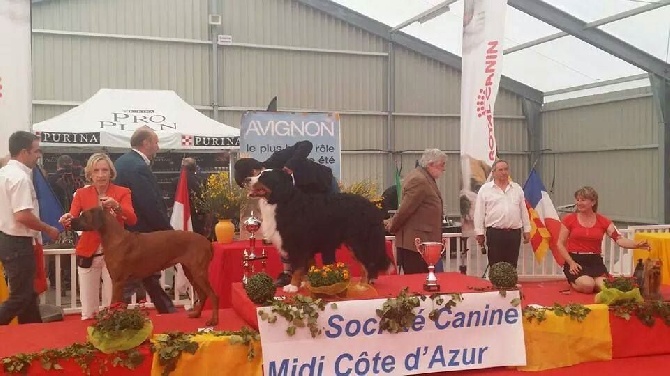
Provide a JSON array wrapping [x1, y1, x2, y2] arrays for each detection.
[[274, 272, 292, 287]]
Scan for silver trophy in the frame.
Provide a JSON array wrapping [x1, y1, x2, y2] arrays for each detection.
[[242, 211, 267, 284], [414, 238, 448, 292]]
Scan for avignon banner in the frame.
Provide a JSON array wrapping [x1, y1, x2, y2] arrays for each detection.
[[240, 112, 342, 180], [0, 0, 32, 156], [459, 0, 508, 236]]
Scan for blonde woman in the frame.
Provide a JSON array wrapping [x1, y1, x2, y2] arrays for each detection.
[[59, 153, 137, 319], [557, 186, 649, 294]]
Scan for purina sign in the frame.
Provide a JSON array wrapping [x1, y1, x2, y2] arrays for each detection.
[[38, 131, 101, 145]]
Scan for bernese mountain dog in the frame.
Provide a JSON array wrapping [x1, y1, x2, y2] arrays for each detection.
[[247, 169, 392, 292]]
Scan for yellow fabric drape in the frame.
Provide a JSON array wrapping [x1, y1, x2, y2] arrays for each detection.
[[519, 304, 612, 371], [633, 232, 670, 285], [0, 261, 18, 325], [150, 333, 263, 376]]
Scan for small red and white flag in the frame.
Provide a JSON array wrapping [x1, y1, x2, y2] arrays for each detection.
[[170, 167, 193, 295]]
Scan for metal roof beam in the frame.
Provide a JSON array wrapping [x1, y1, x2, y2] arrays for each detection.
[[391, 0, 457, 32], [508, 0, 670, 81], [545, 73, 649, 96], [505, 0, 670, 55], [651, 74, 670, 223], [296, 0, 544, 103]]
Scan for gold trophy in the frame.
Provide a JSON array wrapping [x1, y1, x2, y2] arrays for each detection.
[[242, 211, 267, 284], [414, 237, 448, 292]]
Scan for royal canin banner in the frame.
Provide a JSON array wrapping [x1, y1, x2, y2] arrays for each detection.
[[0, 0, 32, 156], [459, 0, 508, 236]]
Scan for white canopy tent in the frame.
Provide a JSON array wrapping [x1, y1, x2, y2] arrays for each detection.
[[32, 89, 240, 153]]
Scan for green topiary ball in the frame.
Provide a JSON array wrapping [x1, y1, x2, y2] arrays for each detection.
[[489, 262, 518, 289], [244, 272, 276, 305]]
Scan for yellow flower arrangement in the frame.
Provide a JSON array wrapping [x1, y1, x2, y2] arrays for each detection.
[[339, 179, 383, 208], [193, 171, 244, 220], [307, 262, 350, 288]]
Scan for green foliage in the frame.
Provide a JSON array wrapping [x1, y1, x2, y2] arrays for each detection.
[[244, 272, 277, 305], [603, 276, 638, 292], [488, 262, 518, 289], [376, 288, 421, 334], [523, 303, 592, 324], [258, 295, 333, 338], [610, 300, 670, 327]]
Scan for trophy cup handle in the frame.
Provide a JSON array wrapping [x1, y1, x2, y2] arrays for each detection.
[[414, 238, 422, 253], [441, 237, 449, 255]]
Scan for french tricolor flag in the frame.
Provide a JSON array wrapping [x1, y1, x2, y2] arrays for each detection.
[[523, 169, 564, 266], [170, 167, 193, 294]]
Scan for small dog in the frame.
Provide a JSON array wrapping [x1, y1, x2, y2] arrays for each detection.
[[643, 258, 663, 300]]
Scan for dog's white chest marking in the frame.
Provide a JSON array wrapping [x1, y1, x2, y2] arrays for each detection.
[[258, 199, 286, 257]]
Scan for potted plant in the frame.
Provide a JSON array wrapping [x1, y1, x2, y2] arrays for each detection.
[[87, 302, 153, 354], [596, 275, 643, 305], [193, 171, 244, 244], [307, 263, 351, 299]]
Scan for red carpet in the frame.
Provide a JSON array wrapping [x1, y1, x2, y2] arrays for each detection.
[[0, 308, 246, 358]]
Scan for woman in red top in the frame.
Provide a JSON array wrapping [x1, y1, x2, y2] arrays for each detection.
[[557, 186, 649, 293], [59, 153, 137, 319]]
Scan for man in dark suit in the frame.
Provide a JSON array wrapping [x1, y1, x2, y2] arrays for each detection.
[[114, 126, 176, 314], [234, 140, 339, 286]]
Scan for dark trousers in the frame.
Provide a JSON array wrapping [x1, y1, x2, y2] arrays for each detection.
[[0, 232, 42, 325], [485, 227, 522, 268], [397, 247, 428, 275], [123, 274, 176, 314]]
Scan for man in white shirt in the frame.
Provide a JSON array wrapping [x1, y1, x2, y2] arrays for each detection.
[[473, 160, 531, 269], [0, 131, 60, 325]]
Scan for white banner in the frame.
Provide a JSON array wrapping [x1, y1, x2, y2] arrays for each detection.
[[459, 0, 508, 236], [0, 0, 32, 156], [258, 290, 525, 375]]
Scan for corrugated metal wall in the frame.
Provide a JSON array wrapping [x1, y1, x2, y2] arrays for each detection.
[[541, 87, 659, 224], [31, 0, 531, 215]]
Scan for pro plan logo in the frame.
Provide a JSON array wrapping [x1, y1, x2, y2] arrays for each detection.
[[39, 132, 101, 145], [476, 40, 500, 162]]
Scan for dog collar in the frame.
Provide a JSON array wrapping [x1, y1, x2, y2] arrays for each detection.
[[261, 168, 295, 186]]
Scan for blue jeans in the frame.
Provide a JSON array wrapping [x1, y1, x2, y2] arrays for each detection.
[[0, 232, 42, 325]]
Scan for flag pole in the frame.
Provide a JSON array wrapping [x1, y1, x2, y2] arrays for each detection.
[[529, 148, 551, 172]]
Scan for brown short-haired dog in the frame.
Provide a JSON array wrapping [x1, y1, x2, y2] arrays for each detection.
[[71, 207, 219, 326]]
